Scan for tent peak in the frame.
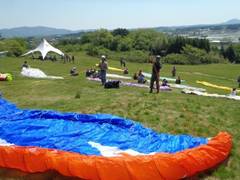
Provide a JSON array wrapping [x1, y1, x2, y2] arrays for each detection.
[[22, 39, 64, 59]]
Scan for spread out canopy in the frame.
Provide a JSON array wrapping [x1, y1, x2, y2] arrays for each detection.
[[22, 39, 64, 59], [0, 98, 232, 180]]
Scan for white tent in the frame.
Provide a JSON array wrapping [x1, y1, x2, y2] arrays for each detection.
[[22, 39, 64, 59]]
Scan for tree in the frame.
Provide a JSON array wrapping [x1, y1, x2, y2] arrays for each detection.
[[225, 45, 236, 63], [232, 44, 240, 63], [118, 37, 132, 51], [129, 29, 161, 51], [150, 36, 168, 55], [112, 28, 129, 37]]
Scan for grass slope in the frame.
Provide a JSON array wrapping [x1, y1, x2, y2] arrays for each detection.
[[0, 52, 240, 179]]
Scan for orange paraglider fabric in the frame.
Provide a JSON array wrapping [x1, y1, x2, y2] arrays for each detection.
[[0, 132, 232, 180]]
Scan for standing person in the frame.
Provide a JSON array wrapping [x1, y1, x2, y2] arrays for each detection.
[[120, 58, 126, 67], [98, 55, 108, 85], [237, 76, 240, 88], [72, 55, 75, 64], [150, 55, 162, 93], [172, 66, 176, 77], [120, 58, 123, 67]]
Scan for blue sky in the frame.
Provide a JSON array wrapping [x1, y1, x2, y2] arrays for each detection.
[[0, 0, 240, 30]]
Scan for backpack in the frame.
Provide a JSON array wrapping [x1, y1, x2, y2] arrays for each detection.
[[104, 81, 120, 89]]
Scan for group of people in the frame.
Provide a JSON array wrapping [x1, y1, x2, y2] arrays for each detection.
[[22, 55, 239, 96], [63, 54, 75, 64], [94, 54, 179, 93]]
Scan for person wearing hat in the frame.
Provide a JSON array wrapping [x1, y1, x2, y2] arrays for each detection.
[[150, 55, 162, 93], [98, 55, 108, 85]]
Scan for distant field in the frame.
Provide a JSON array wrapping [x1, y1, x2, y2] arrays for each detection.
[[0, 52, 240, 179]]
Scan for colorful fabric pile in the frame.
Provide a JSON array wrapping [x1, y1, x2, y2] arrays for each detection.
[[0, 73, 13, 81], [0, 98, 232, 180]]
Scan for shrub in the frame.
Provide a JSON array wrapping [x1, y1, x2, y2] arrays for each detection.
[[163, 45, 227, 65], [86, 45, 110, 57]]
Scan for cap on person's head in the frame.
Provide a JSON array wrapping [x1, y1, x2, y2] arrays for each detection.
[[101, 55, 106, 60], [156, 55, 161, 59], [73, 67, 76, 70]]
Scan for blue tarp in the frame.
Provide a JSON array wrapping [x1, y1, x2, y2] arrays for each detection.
[[0, 98, 207, 155]]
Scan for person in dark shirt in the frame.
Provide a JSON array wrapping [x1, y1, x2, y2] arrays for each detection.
[[172, 66, 176, 77], [150, 55, 162, 93], [133, 73, 138, 80], [21, 61, 29, 69], [175, 76, 181, 84], [123, 67, 129, 74], [120, 58, 126, 67], [162, 79, 169, 87]]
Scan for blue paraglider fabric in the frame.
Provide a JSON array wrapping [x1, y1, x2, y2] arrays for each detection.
[[0, 98, 207, 155]]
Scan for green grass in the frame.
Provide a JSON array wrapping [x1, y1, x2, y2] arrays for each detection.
[[0, 52, 240, 179]]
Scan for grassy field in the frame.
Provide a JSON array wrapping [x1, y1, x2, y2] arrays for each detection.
[[0, 52, 240, 179]]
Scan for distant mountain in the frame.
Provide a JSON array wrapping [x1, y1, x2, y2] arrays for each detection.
[[0, 26, 76, 38], [222, 19, 240, 25], [154, 19, 240, 33]]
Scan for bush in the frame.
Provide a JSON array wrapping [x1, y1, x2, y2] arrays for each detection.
[[163, 45, 227, 65], [86, 45, 110, 57], [108, 50, 149, 63], [0, 38, 27, 57]]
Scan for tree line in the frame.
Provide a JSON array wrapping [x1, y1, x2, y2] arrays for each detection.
[[58, 28, 226, 64], [1, 28, 240, 65]]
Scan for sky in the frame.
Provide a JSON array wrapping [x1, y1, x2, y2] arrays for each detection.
[[0, 0, 240, 30]]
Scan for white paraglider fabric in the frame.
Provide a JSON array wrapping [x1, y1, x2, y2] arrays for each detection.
[[182, 89, 240, 101], [170, 84, 206, 92], [88, 141, 155, 157], [21, 67, 63, 79], [0, 138, 13, 146]]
